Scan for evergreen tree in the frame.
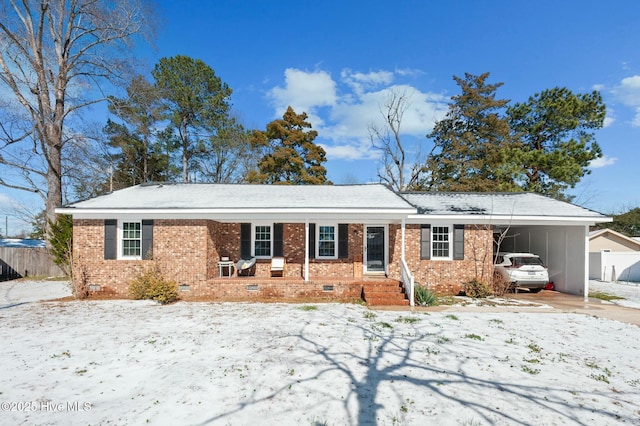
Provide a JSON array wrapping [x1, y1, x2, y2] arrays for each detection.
[[506, 88, 606, 201], [250, 106, 331, 185], [152, 55, 233, 182], [418, 72, 517, 192]]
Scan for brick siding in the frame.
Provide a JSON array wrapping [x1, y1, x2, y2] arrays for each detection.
[[402, 224, 493, 294], [72, 219, 492, 299]]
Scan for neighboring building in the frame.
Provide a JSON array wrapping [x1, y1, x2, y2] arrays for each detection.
[[56, 183, 611, 304], [588, 229, 640, 282], [589, 228, 640, 252]]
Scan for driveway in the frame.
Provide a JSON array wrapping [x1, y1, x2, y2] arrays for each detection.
[[417, 280, 640, 326], [0, 279, 70, 308]]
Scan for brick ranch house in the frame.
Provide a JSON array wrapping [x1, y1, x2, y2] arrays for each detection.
[[56, 183, 610, 305]]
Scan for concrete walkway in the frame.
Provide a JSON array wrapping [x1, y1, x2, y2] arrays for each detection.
[[376, 290, 640, 327]]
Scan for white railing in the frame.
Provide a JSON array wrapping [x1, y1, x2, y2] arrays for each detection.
[[401, 258, 415, 307]]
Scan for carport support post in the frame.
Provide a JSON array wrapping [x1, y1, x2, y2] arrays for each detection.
[[584, 226, 589, 302]]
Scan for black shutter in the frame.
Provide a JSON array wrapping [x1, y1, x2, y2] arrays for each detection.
[[142, 220, 154, 259], [338, 223, 349, 259], [420, 224, 431, 260], [453, 224, 465, 260], [273, 223, 283, 257], [240, 223, 251, 259], [104, 219, 117, 260], [308, 223, 316, 258]]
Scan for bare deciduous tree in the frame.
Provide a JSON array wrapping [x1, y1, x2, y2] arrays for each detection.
[[0, 0, 153, 236], [369, 89, 422, 192]]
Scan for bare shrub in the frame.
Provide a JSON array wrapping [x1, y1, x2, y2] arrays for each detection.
[[492, 272, 513, 297], [70, 260, 89, 300]]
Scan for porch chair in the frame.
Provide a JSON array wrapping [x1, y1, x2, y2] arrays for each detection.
[[236, 257, 256, 276], [271, 257, 285, 277]]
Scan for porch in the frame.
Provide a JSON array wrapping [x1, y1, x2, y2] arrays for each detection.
[[179, 276, 409, 305]]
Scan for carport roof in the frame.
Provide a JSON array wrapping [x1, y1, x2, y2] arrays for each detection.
[[401, 192, 611, 225]]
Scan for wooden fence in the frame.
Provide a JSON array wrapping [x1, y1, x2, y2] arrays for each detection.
[[0, 246, 65, 280]]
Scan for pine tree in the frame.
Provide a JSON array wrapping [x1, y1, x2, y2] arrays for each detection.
[[418, 72, 517, 192], [506, 87, 605, 201], [250, 106, 331, 185]]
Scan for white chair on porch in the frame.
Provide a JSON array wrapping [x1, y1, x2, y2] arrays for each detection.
[[271, 257, 285, 277]]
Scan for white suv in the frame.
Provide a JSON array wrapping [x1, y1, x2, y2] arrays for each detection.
[[494, 253, 549, 293]]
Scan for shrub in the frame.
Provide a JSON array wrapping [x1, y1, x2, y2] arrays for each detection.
[[70, 261, 89, 300], [464, 278, 493, 298], [49, 214, 73, 276], [414, 284, 438, 306], [492, 272, 513, 297], [129, 266, 178, 304]]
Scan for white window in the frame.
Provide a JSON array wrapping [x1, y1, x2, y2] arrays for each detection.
[[121, 221, 142, 258], [253, 224, 272, 258], [317, 224, 337, 258], [431, 225, 451, 260]]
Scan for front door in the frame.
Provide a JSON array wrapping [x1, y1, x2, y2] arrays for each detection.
[[365, 226, 385, 273]]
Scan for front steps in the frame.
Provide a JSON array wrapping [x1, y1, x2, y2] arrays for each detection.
[[362, 280, 409, 306]]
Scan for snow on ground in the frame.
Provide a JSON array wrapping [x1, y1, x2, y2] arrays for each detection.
[[590, 280, 640, 309], [0, 281, 639, 425], [0, 279, 70, 308]]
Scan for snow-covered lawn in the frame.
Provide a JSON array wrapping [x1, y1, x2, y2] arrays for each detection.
[[590, 280, 640, 309], [0, 280, 639, 425]]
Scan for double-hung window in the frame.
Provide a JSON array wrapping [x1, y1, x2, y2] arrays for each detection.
[[317, 225, 337, 258], [420, 224, 464, 261], [431, 226, 451, 259], [121, 221, 142, 258], [254, 225, 272, 258]]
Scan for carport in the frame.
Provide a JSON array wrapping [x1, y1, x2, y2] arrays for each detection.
[[496, 225, 594, 295], [402, 192, 612, 299]]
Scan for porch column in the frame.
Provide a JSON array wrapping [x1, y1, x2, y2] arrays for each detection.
[[304, 219, 310, 282], [401, 219, 406, 261]]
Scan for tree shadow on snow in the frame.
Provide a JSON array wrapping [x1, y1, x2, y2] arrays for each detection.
[[197, 308, 628, 426]]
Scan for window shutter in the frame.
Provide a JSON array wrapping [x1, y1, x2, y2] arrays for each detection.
[[273, 223, 284, 257], [104, 219, 117, 260], [142, 220, 154, 259], [420, 224, 431, 260], [240, 223, 251, 259], [338, 223, 349, 259], [453, 224, 465, 260], [308, 223, 316, 258]]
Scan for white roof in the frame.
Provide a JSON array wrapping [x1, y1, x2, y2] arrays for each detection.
[[0, 239, 46, 248], [402, 192, 611, 225], [56, 184, 612, 226], [57, 183, 415, 223]]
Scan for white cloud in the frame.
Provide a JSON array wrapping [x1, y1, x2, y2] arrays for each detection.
[[340, 69, 394, 96], [603, 107, 615, 128], [266, 68, 449, 161], [267, 68, 337, 123], [395, 67, 424, 78], [610, 75, 640, 126], [590, 155, 617, 169]]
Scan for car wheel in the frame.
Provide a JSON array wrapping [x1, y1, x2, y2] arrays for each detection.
[[529, 288, 543, 293]]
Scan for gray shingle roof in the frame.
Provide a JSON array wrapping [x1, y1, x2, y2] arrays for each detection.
[[63, 183, 415, 211], [401, 192, 608, 219]]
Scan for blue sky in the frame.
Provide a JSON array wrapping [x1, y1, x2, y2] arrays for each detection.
[[2, 0, 640, 234]]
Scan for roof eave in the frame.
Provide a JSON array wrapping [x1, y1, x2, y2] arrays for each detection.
[[405, 214, 612, 226]]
